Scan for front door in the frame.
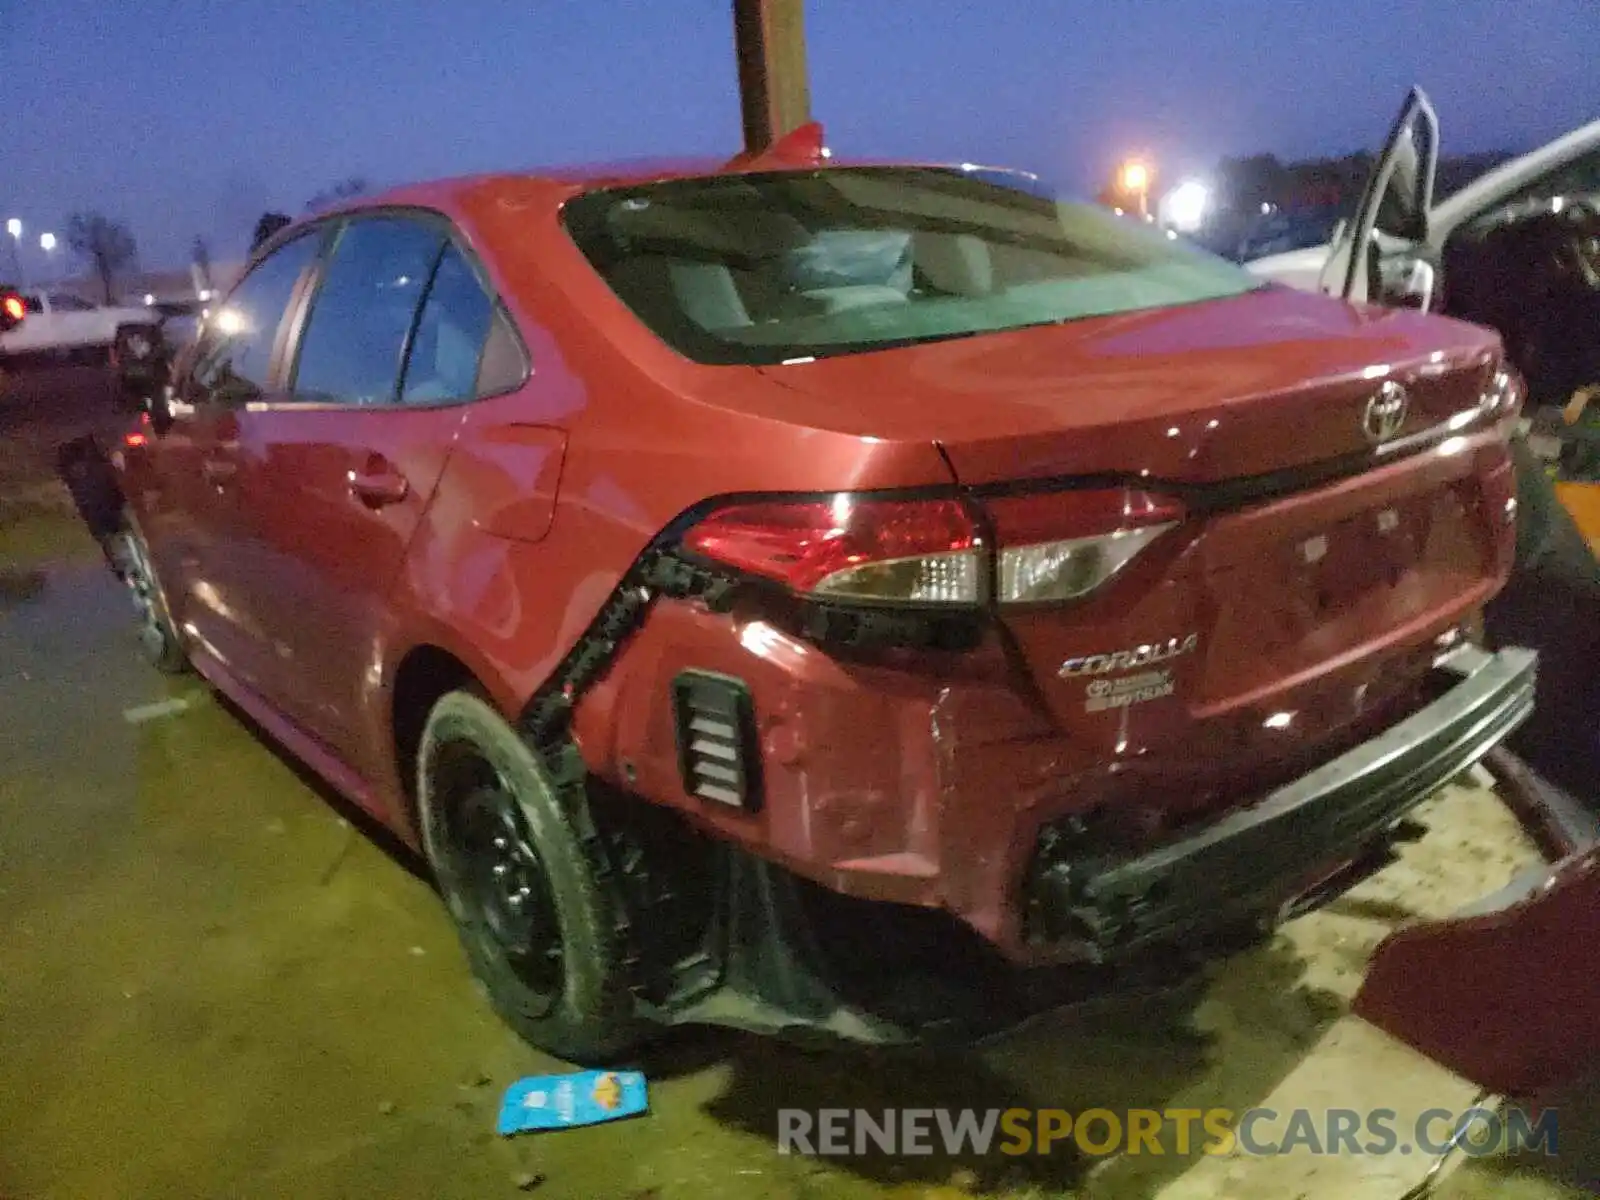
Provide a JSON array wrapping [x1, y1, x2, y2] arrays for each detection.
[[1321, 87, 1440, 304], [226, 215, 510, 787]]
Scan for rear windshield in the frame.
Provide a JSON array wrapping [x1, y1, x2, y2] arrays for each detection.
[[561, 166, 1265, 365]]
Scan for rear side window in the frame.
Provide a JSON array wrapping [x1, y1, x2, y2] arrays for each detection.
[[291, 217, 444, 404], [48, 294, 96, 311], [23, 294, 43, 314], [399, 245, 494, 404], [474, 313, 527, 395], [192, 232, 319, 402]]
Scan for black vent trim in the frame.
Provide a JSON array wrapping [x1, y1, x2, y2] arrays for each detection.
[[671, 671, 762, 813]]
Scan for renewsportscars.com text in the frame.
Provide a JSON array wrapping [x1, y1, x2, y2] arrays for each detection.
[[777, 1106, 1558, 1159]]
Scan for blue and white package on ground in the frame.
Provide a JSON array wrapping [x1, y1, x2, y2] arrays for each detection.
[[496, 1070, 650, 1135]]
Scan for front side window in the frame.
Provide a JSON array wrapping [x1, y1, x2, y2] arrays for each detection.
[[399, 245, 494, 404], [291, 217, 444, 404], [192, 232, 320, 402], [561, 166, 1265, 365], [48, 293, 95, 312]]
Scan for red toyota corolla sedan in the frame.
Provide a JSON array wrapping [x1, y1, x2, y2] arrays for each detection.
[[72, 134, 1535, 1061]]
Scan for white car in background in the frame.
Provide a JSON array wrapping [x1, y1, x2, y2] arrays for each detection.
[[1246, 95, 1600, 303], [0, 289, 157, 362]]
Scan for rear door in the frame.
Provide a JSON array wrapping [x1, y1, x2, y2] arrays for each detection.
[[226, 212, 522, 783], [1320, 87, 1440, 303]]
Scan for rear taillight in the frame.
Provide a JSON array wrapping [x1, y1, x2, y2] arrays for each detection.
[[680, 486, 1183, 608], [680, 496, 981, 604], [986, 487, 1184, 604]]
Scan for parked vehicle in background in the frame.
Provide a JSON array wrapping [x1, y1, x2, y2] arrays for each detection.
[[67, 134, 1536, 1063], [1232, 204, 1347, 262], [1244, 108, 1600, 298], [0, 288, 158, 364]]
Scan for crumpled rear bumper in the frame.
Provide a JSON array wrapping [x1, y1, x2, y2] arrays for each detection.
[[1023, 644, 1539, 961]]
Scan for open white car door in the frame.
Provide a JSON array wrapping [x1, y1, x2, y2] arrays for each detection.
[[1319, 87, 1440, 304]]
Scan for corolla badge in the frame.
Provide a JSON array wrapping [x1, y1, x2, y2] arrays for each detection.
[[1363, 380, 1409, 444], [1058, 634, 1199, 678]]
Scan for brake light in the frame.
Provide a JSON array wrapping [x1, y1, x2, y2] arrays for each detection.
[[681, 486, 1184, 608], [2, 293, 23, 322], [985, 487, 1183, 604], [680, 496, 981, 604]]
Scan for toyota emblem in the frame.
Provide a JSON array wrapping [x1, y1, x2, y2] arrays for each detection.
[[1363, 380, 1409, 444]]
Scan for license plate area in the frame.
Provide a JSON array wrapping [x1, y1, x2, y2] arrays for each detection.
[[1194, 485, 1480, 709], [1296, 500, 1430, 611]]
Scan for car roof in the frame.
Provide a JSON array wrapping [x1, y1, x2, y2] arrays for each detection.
[[302, 153, 997, 219], [248, 150, 1049, 268], [367, 157, 737, 207]]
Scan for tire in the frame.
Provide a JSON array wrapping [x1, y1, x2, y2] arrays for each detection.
[[110, 516, 189, 674], [418, 690, 642, 1063]]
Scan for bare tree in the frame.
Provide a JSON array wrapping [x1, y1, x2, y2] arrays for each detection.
[[250, 212, 293, 254], [305, 177, 369, 214], [66, 213, 138, 304]]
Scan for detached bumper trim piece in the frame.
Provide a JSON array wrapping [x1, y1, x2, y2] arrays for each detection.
[[1035, 644, 1538, 959]]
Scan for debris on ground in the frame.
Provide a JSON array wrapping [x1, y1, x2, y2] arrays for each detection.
[[513, 1170, 546, 1191], [496, 1070, 649, 1136]]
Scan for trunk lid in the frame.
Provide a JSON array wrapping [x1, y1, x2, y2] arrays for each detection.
[[756, 287, 1501, 485]]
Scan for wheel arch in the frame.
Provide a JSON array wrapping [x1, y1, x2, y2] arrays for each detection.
[[388, 637, 518, 841]]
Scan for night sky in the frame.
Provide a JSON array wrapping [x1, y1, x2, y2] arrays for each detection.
[[2, 0, 1595, 270]]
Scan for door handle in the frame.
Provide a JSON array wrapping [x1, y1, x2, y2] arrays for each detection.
[[348, 466, 409, 507]]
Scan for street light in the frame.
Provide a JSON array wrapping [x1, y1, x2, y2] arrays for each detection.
[[3, 219, 22, 284], [39, 232, 56, 252], [1118, 160, 1152, 218], [1160, 180, 1211, 234]]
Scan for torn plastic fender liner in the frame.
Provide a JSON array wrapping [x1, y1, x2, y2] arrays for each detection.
[[1355, 841, 1600, 1099]]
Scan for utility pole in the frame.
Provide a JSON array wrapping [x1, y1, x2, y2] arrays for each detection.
[[732, 0, 810, 155]]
